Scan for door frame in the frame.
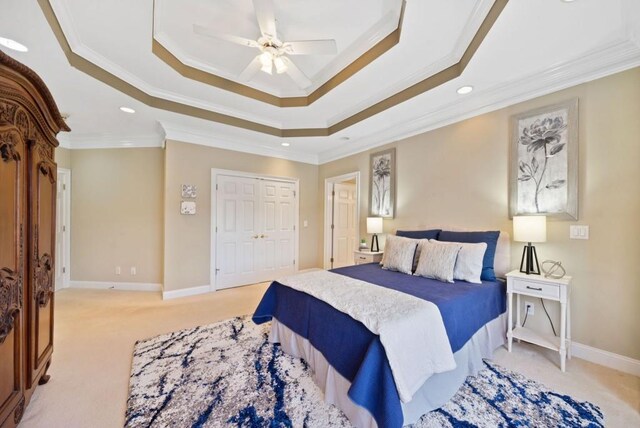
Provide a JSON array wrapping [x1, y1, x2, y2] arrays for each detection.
[[210, 168, 300, 291], [324, 171, 360, 269], [56, 167, 71, 290]]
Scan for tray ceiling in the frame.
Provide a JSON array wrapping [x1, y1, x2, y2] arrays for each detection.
[[0, 0, 638, 163]]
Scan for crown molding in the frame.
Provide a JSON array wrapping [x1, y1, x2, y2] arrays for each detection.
[[327, 0, 495, 125], [160, 122, 319, 165], [58, 133, 165, 150], [318, 37, 640, 164]]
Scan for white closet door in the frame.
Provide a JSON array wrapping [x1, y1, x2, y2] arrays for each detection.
[[216, 175, 262, 289], [216, 175, 297, 289], [260, 180, 296, 279], [332, 182, 357, 268]]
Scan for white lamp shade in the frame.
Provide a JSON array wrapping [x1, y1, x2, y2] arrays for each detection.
[[367, 217, 383, 234], [513, 216, 547, 243]]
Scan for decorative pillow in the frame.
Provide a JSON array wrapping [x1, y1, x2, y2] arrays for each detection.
[[381, 235, 418, 275], [414, 240, 462, 283], [436, 240, 487, 284], [438, 230, 500, 281], [396, 229, 441, 240]]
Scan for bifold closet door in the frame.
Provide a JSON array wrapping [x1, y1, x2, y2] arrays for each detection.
[[216, 175, 296, 289], [0, 127, 26, 426], [260, 180, 296, 279]]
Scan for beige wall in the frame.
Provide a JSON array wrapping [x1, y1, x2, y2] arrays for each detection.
[[163, 141, 319, 292], [55, 146, 71, 169], [319, 67, 640, 360], [70, 148, 164, 284]]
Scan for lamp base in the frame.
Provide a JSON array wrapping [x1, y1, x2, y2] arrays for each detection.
[[519, 243, 540, 275], [370, 234, 379, 253]]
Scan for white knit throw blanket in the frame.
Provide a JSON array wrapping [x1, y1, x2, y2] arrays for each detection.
[[276, 270, 456, 403]]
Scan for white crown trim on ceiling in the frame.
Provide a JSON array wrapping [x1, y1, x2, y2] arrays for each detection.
[[318, 36, 640, 164]]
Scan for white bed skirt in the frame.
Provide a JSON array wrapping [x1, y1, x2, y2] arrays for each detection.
[[269, 313, 507, 428]]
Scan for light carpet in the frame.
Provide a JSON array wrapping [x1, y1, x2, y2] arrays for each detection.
[[125, 315, 604, 427]]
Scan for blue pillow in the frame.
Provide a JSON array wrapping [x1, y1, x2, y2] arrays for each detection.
[[396, 229, 441, 240], [438, 230, 500, 281]]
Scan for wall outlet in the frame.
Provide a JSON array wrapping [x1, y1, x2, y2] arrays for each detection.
[[131, 266, 137, 276], [115, 266, 121, 275], [525, 301, 535, 316]]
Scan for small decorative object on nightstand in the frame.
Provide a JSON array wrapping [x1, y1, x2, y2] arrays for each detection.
[[506, 270, 572, 372], [354, 250, 383, 265]]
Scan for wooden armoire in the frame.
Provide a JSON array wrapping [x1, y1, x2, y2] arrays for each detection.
[[0, 50, 69, 427]]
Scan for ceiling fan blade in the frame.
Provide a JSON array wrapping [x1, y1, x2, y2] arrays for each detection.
[[193, 24, 259, 48], [280, 56, 312, 88], [239, 55, 263, 81], [253, 0, 277, 39], [284, 39, 337, 55]]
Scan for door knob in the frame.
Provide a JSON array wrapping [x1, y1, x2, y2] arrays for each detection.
[[260, 234, 268, 238], [252, 235, 259, 239]]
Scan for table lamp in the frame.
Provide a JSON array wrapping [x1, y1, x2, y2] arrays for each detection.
[[513, 215, 546, 275], [367, 217, 383, 252]]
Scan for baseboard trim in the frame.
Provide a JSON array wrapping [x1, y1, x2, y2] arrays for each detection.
[[162, 285, 211, 300], [69, 281, 162, 292], [572, 342, 640, 377]]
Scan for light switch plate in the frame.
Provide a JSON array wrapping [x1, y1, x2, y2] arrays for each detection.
[[570, 224, 589, 239], [180, 200, 196, 215]]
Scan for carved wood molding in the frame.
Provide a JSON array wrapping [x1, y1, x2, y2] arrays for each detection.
[[14, 395, 25, 425], [0, 129, 23, 164], [0, 267, 22, 344], [0, 50, 69, 132], [34, 253, 53, 308]]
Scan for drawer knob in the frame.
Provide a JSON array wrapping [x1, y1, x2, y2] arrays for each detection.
[[526, 286, 543, 291]]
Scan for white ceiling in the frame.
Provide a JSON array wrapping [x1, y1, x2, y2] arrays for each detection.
[[1, 0, 639, 164]]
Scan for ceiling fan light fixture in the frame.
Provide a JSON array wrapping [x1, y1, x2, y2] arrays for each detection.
[[273, 56, 287, 74], [259, 52, 273, 74]]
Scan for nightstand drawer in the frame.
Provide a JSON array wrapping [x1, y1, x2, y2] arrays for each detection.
[[512, 277, 560, 300], [353, 251, 383, 265]]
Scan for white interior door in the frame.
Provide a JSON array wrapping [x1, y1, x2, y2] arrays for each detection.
[[215, 174, 297, 289], [331, 182, 357, 268], [261, 180, 296, 279], [216, 175, 262, 289], [55, 169, 70, 291]]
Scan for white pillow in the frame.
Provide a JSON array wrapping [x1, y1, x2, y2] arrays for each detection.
[[436, 240, 487, 284], [381, 235, 417, 275], [414, 240, 462, 283]]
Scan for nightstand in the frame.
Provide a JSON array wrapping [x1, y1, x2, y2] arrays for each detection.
[[506, 270, 572, 372], [354, 250, 383, 265]]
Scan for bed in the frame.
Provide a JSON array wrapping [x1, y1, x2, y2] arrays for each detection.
[[253, 230, 510, 428]]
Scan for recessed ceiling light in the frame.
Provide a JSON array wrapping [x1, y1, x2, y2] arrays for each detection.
[[561, 0, 576, 2], [119, 106, 136, 114], [0, 37, 28, 53], [281, 142, 290, 147], [456, 85, 473, 95]]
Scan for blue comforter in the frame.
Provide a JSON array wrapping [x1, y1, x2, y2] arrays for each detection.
[[252, 264, 506, 428]]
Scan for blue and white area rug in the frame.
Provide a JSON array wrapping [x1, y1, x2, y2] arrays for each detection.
[[125, 316, 603, 428]]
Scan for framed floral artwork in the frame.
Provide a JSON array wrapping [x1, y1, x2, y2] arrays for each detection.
[[369, 148, 395, 218], [509, 98, 579, 220]]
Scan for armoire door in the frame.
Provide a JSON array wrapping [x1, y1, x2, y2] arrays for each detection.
[[215, 175, 297, 289], [0, 127, 26, 427], [26, 140, 56, 388], [331, 182, 357, 269]]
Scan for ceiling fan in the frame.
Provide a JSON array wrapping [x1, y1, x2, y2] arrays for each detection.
[[193, 0, 337, 89]]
